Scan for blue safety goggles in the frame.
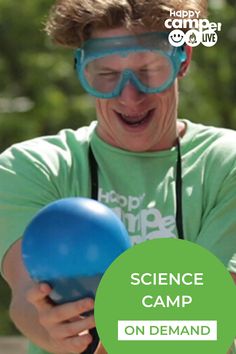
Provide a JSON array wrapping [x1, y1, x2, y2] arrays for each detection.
[[74, 32, 187, 99]]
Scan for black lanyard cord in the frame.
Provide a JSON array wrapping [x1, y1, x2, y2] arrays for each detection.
[[89, 144, 99, 200], [175, 139, 184, 239], [81, 148, 100, 354]]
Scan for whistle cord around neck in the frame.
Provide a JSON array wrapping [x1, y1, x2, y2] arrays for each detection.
[[175, 139, 184, 239]]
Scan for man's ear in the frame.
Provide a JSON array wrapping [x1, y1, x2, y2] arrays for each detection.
[[178, 45, 192, 78]]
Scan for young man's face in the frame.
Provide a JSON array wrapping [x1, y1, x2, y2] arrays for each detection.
[[91, 28, 190, 152]]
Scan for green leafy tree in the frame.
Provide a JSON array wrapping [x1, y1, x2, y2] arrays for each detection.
[[179, 1, 236, 129], [0, 0, 96, 151]]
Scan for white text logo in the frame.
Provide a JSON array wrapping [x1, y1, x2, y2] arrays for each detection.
[[165, 10, 222, 47]]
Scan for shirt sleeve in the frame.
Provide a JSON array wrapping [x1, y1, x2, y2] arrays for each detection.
[[0, 141, 62, 274], [196, 164, 236, 273]]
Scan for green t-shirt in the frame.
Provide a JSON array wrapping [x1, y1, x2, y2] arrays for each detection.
[[0, 119, 235, 353]]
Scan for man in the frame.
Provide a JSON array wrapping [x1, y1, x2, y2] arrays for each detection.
[[0, 0, 235, 353]]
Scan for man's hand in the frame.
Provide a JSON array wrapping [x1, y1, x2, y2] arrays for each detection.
[[230, 272, 236, 285], [95, 342, 108, 354], [27, 282, 95, 354], [3, 239, 100, 353]]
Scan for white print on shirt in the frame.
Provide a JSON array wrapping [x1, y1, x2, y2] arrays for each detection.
[[99, 188, 145, 212], [98, 188, 177, 244]]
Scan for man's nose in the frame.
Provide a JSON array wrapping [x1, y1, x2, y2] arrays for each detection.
[[118, 81, 146, 105]]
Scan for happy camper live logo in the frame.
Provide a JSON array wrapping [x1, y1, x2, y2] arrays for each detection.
[[165, 10, 222, 47]]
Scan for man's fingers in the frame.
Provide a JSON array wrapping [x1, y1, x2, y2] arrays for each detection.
[[64, 332, 93, 353], [27, 283, 52, 311], [46, 298, 95, 324], [52, 315, 95, 339]]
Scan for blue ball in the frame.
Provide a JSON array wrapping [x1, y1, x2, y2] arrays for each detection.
[[22, 197, 131, 304]]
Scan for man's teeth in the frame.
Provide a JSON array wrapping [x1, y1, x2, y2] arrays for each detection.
[[122, 113, 146, 119], [120, 111, 149, 124]]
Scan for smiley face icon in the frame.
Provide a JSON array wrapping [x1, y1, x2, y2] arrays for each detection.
[[168, 30, 185, 47]]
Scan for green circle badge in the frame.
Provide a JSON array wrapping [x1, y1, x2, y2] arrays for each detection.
[[95, 239, 236, 354]]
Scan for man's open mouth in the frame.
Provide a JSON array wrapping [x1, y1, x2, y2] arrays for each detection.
[[115, 109, 155, 127]]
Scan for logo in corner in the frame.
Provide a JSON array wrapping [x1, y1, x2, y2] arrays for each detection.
[[165, 10, 222, 47]]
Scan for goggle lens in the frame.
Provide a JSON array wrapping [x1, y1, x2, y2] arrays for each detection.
[[84, 51, 173, 94]]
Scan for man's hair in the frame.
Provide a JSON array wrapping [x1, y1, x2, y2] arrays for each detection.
[[45, 0, 208, 48]]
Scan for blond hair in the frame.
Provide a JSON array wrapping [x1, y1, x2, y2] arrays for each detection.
[[45, 0, 208, 48]]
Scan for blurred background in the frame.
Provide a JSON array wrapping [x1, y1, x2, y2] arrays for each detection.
[[0, 0, 235, 337]]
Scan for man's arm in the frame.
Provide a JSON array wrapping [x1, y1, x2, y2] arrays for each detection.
[[3, 239, 96, 354], [230, 272, 236, 285]]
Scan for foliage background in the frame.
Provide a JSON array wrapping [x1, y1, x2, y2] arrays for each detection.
[[0, 0, 235, 336]]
